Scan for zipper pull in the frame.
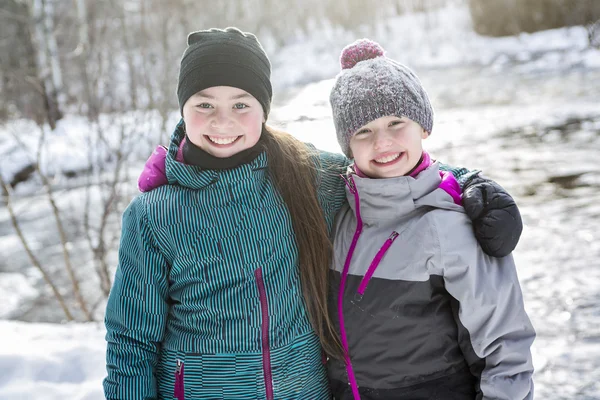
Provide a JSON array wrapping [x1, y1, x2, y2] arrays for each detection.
[[341, 174, 357, 194], [356, 231, 400, 297], [348, 175, 357, 194], [174, 359, 185, 400]]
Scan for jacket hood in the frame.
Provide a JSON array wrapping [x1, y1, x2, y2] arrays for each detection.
[[346, 162, 464, 223]]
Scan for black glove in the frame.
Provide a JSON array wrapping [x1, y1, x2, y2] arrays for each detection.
[[462, 175, 522, 257]]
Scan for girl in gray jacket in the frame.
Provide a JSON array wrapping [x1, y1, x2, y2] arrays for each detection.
[[328, 39, 535, 400]]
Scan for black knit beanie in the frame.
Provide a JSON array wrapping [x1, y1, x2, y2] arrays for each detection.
[[177, 27, 273, 118]]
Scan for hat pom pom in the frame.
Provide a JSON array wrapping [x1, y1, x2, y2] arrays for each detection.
[[340, 39, 385, 70]]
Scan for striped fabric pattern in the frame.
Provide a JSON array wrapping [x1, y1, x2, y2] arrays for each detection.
[[104, 126, 348, 399]]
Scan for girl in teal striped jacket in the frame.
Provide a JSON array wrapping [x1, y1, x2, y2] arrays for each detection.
[[104, 27, 523, 400]]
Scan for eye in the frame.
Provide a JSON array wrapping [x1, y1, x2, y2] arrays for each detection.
[[233, 103, 249, 109], [355, 128, 370, 136], [196, 103, 213, 109], [389, 119, 404, 127]]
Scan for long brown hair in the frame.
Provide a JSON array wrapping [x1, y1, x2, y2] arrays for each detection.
[[262, 124, 344, 361]]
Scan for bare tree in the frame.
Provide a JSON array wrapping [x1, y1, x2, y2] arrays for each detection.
[[83, 119, 133, 298], [73, 0, 100, 120], [0, 173, 75, 321], [42, 0, 63, 105], [36, 127, 93, 320], [30, 0, 63, 128], [7, 125, 93, 321], [116, 0, 139, 110]]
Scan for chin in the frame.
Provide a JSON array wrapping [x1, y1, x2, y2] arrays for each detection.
[[209, 148, 242, 158], [373, 168, 408, 179]]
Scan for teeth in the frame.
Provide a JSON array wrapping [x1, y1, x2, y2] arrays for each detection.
[[374, 153, 401, 164], [208, 136, 238, 145]]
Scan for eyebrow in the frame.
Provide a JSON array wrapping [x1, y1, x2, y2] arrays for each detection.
[[194, 92, 253, 100]]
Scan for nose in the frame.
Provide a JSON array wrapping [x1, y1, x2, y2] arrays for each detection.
[[211, 108, 234, 129], [373, 130, 392, 150]]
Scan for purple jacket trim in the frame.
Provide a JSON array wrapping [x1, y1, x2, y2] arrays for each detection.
[[357, 231, 399, 296], [174, 361, 185, 400], [138, 146, 168, 192], [409, 151, 431, 178], [412, 151, 462, 205], [439, 170, 462, 206], [353, 163, 368, 178], [176, 137, 186, 163], [137, 138, 186, 192], [339, 175, 363, 400], [255, 268, 274, 400]]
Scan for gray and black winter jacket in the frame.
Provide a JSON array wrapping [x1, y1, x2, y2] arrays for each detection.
[[328, 163, 535, 400]]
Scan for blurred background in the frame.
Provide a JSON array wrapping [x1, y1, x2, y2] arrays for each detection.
[[0, 0, 599, 398]]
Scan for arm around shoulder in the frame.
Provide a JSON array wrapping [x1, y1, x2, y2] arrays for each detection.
[[305, 143, 352, 216], [438, 161, 523, 257]]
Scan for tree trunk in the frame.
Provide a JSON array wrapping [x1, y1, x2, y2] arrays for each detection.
[[138, 0, 155, 110], [74, 0, 89, 84], [31, 0, 62, 128], [43, 0, 63, 105], [117, 0, 138, 110], [74, 0, 99, 120]]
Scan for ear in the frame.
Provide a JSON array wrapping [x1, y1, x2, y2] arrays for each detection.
[[421, 129, 429, 139]]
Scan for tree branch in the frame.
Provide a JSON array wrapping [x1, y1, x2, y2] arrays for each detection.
[[0, 173, 74, 321], [35, 126, 93, 321]]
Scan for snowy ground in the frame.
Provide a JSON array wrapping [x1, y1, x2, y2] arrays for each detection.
[[0, 321, 106, 400], [1, 4, 600, 399]]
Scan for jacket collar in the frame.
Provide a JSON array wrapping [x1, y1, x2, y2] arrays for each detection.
[[345, 162, 457, 223], [165, 120, 268, 190]]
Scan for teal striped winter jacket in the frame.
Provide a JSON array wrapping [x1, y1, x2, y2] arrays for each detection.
[[104, 124, 475, 399]]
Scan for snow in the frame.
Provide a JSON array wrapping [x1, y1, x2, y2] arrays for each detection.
[[0, 111, 181, 193], [270, 4, 599, 91], [0, 273, 37, 320], [0, 321, 106, 400], [2, 2, 600, 399]]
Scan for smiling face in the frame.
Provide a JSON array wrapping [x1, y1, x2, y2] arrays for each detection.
[[349, 115, 428, 179], [182, 86, 266, 158]]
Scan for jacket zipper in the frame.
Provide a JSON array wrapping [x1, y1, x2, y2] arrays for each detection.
[[174, 359, 185, 400], [255, 267, 274, 400], [356, 231, 399, 299], [339, 174, 363, 400]]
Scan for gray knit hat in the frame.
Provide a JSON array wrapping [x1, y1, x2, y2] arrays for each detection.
[[330, 39, 433, 157]]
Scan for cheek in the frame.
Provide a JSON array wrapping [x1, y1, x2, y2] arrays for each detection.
[[350, 141, 369, 162], [185, 111, 209, 128], [237, 111, 263, 132], [410, 135, 423, 152]]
